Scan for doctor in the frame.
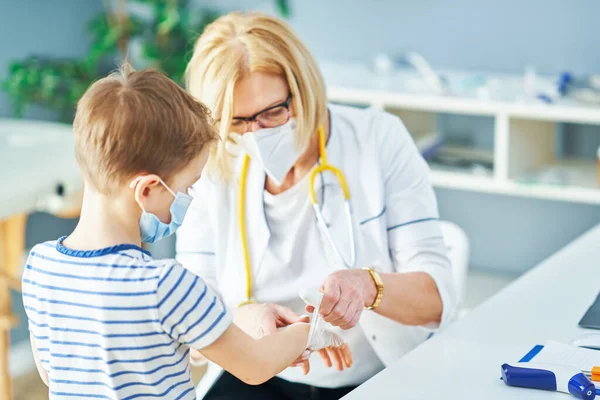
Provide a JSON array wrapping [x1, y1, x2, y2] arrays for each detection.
[[178, 11, 456, 400]]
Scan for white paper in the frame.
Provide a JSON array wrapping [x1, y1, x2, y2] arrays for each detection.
[[530, 341, 600, 388]]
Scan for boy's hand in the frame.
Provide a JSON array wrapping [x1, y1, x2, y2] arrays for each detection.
[[291, 345, 353, 374], [291, 349, 312, 374], [317, 345, 353, 371], [234, 303, 309, 339]]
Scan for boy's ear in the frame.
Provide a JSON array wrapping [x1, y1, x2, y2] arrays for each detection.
[[131, 174, 162, 210]]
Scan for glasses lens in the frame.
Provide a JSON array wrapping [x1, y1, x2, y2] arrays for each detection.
[[256, 106, 289, 128]]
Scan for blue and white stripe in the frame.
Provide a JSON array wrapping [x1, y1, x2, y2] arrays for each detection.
[[22, 238, 231, 400]]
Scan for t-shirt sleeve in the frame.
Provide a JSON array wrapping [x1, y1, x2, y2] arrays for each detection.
[[21, 246, 51, 370], [156, 261, 232, 350]]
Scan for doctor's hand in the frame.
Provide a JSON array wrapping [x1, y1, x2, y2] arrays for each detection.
[[234, 303, 309, 339], [306, 269, 377, 330]]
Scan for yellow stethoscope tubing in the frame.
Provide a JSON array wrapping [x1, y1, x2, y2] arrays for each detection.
[[309, 126, 350, 204], [238, 155, 253, 306]]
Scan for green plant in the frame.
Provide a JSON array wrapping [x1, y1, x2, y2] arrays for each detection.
[[134, 1, 221, 84], [3, 58, 94, 121], [2, 0, 290, 122]]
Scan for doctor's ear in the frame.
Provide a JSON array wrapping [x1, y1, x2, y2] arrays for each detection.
[[130, 175, 163, 208]]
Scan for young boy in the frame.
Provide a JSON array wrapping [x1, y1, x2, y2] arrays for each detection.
[[22, 65, 351, 399]]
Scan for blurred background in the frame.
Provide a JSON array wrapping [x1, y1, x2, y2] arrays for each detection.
[[1, 1, 599, 398]]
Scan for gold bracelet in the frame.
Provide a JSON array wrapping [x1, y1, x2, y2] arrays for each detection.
[[362, 267, 384, 310]]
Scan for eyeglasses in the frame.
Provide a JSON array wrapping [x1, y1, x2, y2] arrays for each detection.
[[228, 94, 292, 134]]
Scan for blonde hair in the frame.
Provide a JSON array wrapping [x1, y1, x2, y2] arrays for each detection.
[[185, 12, 327, 179], [73, 64, 218, 194]]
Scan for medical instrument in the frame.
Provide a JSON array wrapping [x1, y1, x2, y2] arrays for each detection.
[[537, 72, 573, 104], [404, 52, 448, 95], [238, 126, 356, 305], [501, 362, 596, 399], [372, 53, 394, 75], [449, 73, 489, 98], [309, 126, 356, 269]]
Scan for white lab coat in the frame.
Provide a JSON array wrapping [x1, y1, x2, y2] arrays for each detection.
[[176, 104, 456, 397]]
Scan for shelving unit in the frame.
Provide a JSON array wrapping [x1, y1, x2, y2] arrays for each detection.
[[321, 61, 600, 205]]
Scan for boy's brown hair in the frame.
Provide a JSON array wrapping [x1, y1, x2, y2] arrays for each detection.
[[73, 64, 218, 194]]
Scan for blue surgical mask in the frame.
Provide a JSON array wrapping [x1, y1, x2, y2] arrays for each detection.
[[132, 177, 193, 243]]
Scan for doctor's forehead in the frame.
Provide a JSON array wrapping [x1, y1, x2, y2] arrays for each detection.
[[232, 72, 289, 118]]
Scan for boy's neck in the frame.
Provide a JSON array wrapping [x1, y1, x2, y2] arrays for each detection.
[[65, 186, 142, 250]]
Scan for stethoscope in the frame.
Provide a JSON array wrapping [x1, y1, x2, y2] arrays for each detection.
[[238, 125, 356, 306]]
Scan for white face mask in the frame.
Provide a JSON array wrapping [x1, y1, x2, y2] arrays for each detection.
[[232, 118, 304, 185]]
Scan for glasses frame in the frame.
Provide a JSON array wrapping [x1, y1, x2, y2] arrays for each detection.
[[228, 94, 292, 133]]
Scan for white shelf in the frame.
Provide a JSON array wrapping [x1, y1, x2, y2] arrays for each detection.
[[323, 61, 600, 124], [329, 86, 600, 125], [430, 170, 600, 204], [429, 170, 496, 192], [322, 61, 600, 205]]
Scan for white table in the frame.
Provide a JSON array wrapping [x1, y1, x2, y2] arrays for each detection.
[[0, 119, 82, 399], [344, 223, 600, 400], [0, 119, 82, 221]]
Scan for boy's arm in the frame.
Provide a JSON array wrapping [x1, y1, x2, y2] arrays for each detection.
[[157, 263, 309, 384], [199, 323, 310, 385], [30, 334, 49, 386]]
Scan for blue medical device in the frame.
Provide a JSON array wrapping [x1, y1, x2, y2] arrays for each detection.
[[502, 362, 595, 400]]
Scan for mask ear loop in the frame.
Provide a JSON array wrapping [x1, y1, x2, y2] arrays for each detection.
[[129, 176, 176, 198], [157, 178, 177, 198], [129, 176, 177, 216], [130, 176, 143, 189]]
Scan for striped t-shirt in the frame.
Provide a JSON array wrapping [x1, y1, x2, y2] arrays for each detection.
[[22, 237, 231, 400]]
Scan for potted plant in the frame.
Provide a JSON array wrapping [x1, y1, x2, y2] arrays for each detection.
[[2, 0, 290, 122]]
